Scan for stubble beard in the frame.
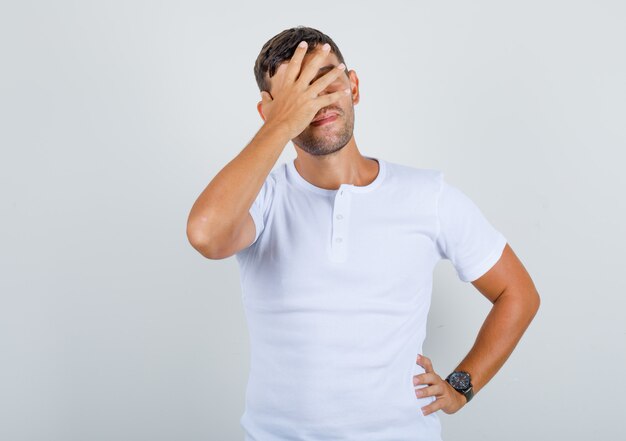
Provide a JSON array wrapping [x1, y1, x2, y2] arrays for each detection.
[[292, 104, 355, 157]]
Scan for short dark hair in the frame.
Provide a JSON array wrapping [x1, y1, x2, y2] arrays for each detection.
[[254, 26, 348, 94]]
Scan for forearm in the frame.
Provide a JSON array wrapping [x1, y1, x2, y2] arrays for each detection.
[[186, 122, 291, 248], [454, 287, 540, 395]]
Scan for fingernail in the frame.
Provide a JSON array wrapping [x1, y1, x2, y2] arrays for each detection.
[[299, 41, 307, 48], [322, 43, 330, 51]]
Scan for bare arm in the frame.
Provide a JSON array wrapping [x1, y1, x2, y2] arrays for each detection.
[[454, 243, 541, 394], [415, 243, 540, 415], [186, 41, 350, 259], [186, 123, 291, 259]]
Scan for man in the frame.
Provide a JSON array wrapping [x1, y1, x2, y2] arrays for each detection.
[[187, 26, 540, 441]]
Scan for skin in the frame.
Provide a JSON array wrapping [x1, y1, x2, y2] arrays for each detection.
[[260, 43, 540, 416], [186, 41, 351, 258], [258, 42, 381, 190], [188, 40, 541, 417], [261, 42, 540, 417], [415, 244, 540, 415]]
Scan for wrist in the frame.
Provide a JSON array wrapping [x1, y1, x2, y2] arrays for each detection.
[[445, 371, 474, 404], [261, 119, 295, 142]]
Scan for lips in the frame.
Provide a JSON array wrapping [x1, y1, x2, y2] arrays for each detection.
[[311, 114, 339, 126], [311, 111, 340, 127], [312, 111, 339, 123]]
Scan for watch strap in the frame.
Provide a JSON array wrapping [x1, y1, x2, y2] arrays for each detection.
[[462, 385, 474, 403]]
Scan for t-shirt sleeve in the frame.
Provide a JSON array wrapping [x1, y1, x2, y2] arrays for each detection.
[[246, 173, 277, 247], [435, 173, 507, 282]]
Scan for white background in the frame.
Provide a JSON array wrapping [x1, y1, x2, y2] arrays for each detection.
[[1, 1, 625, 440]]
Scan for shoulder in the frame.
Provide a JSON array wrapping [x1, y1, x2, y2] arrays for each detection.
[[382, 158, 443, 194], [256, 162, 289, 191], [268, 162, 288, 185]]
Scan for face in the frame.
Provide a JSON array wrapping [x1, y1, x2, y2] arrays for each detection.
[[270, 47, 359, 156]]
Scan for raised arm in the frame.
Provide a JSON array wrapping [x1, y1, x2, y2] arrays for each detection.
[[186, 123, 290, 259], [186, 41, 349, 259]]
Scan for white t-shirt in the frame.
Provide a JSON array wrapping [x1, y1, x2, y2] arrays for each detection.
[[234, 156, 507, 441]]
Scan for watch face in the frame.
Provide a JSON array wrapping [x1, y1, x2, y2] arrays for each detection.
[[449, 372, 471, 390]]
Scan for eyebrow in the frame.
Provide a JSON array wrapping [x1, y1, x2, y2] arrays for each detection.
[[318, 64, 336, 73], [311, 65, 337, 81]]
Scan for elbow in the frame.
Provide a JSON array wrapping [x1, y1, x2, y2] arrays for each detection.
[[499, 285, 541, 325], [187, 221, 238, 260], [520, 288, 541, 326], [187, 229, 213, 259], [186, 219, 221, 260], [187, 234, 226, 260], [530, 288, 541, 317]]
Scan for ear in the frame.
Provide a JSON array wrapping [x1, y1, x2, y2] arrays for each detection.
[[348, 70, 360, 106], [257, 99, 266, 122]]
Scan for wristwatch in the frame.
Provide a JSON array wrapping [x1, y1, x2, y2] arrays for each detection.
[[445, 371, 474, 403]]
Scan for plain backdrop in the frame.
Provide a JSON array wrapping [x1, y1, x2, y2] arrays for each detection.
[[1, 1, 625, 440]]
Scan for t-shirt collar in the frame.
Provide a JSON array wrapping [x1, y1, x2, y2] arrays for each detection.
[[286, 155, 386, 195]]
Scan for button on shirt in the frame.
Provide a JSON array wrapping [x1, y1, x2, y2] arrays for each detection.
[[235, 156, 507, 441]]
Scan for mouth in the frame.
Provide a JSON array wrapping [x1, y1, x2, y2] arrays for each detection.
[[311, 113, 339, 126]]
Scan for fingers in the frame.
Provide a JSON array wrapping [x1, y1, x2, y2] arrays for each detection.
[[416, 354, 434, 373], [296, 42, 333, 88], [420, 382, 464, 416], [421, 399, 444, 416], [414, 372, 441, 387], [284, 40, 310, 85], [414, 375, 448, 416], [315, 87, 351, 107], [411, 358, 467, 416], [414, 383, 444, 399], [308, 63, 347, 96], [414, 376, 447, 416]]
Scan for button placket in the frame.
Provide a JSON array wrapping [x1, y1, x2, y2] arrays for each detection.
[[330, 186, 352, 262]]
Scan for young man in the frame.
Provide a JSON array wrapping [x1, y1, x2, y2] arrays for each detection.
[[187, 26, 540, 441]]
